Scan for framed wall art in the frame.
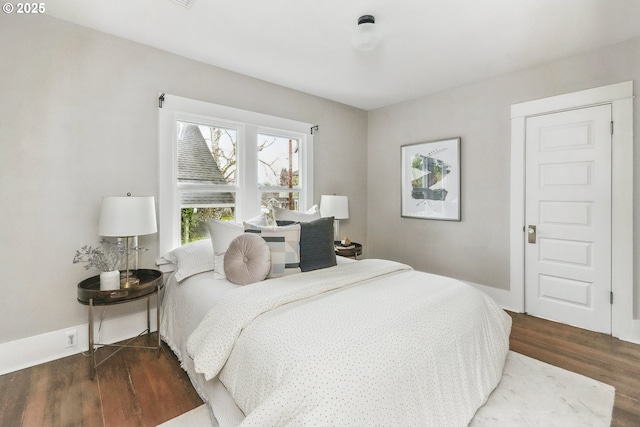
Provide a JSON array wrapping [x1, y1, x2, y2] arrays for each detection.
[[401, 137, 461, 221]]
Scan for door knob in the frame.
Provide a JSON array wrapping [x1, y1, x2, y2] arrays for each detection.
[[527, 225, 537, 244]]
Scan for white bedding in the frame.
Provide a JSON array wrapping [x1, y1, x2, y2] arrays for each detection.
[[161, 270, 238, 363], [185, 259, 511, 427], [161, 257, 357, 426], [161, 270, 246, 426]]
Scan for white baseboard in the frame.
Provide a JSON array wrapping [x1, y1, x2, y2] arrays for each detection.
[[0, 308, 157, 376], [464, 280, 523, 313]]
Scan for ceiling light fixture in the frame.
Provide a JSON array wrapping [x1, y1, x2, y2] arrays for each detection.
[[351, 15, 382, 52]]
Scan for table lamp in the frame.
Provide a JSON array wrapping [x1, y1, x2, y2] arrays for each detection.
[[98, 193, 157, 288], [320, 195, 349, 239]]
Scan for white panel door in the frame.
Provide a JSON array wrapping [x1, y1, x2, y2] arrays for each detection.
[[524, 104, 612, 333]]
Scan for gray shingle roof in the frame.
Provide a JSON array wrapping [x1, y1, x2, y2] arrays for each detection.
[[178, 124, 227, 184], [178, 124, 235, 206]]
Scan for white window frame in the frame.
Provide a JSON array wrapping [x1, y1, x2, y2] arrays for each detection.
[[256, 127, 306, 210], [158, 94, 314, 254]]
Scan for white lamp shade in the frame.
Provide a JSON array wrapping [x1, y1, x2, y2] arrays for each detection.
[[98, 196, 157, 237], [320, 195, 349, 220]]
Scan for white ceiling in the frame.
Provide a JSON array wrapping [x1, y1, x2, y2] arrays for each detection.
[[45, 0, 640, 110]]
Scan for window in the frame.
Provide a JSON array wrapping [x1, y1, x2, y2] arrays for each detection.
[[159, 95, 314, 254], [177, 120, 237, 244], [258, 133, 301, 211]]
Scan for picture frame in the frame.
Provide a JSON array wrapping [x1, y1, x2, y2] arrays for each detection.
[[401, 137, 461, 221]]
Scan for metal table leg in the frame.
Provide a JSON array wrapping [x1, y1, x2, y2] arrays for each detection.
[[89, 298, 95, 380], [146, 296, 150, 334], [156, 290, 161, 357]]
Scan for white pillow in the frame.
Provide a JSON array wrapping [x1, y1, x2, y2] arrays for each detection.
[[161, 239, 214, 282], [272, 206, 321, 223], [206, 219, 244, 279], [245, 212, 274, 227]]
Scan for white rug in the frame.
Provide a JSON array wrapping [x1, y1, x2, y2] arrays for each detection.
[[158, 351, 614, 427], [470, 352, 614, 427]]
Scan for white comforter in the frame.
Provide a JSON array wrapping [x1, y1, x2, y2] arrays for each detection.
[[187, 259, 511, 426]]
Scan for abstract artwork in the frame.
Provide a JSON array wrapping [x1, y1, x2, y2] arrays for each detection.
[[401, 137, 461, 220]]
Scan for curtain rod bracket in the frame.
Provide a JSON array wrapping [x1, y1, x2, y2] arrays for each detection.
[[310, 125, 319, 135], [158, 93, 165, 108]]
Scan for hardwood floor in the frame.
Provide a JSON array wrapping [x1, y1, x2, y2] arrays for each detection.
[[1, 313, 639, 426], [0, 334, 202, 427]]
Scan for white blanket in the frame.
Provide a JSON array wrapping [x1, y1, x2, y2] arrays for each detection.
[[187, 259, 511, 426]]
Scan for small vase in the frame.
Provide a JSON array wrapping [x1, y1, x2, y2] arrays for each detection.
[[100, 270, 120, 291]]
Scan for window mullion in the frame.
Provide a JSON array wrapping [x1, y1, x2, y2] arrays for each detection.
[[301, 134, 313, 210], [241, 125, 260, 221]]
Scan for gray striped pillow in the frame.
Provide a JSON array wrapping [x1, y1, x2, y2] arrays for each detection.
[[243, 223, 301, 278]]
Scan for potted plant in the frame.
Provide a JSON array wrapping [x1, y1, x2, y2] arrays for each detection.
[[73, 239, 126, 290]]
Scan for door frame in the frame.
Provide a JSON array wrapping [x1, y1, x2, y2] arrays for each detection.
[[509, 81, 634, 340]]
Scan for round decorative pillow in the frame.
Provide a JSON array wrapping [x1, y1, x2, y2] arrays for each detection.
[[223, 233, 271, 285]]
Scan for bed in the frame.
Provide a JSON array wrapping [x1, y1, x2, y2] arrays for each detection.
[[159, 214, 511, 427]]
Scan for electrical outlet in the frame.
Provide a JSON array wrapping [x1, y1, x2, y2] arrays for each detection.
[[65, 330, 77, 348]]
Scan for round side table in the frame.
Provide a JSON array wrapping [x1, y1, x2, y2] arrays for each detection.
[[77, 269, 162, 379], [334, 241, 363, 259]]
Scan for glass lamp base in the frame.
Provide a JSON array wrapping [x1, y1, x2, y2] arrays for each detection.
[[120, 276, 140, 288]]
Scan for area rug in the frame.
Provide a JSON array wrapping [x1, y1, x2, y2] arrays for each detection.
[[157, 351, 614, 427]]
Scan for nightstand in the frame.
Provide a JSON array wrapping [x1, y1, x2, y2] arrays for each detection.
[[334, 241, 363, 259], [77, 269, 163, 379]]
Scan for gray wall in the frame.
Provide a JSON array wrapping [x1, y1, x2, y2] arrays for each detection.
[[367, 37, 639, 301], [1, 12, 638, 347], [0, 14, 367, 344]]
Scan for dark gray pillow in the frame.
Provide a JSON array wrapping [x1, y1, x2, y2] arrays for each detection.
[[298, 217, 336, 272]]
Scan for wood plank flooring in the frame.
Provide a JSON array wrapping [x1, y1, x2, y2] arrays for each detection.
[[0, 313, 639, 426], [0, 334, 202, 427]]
